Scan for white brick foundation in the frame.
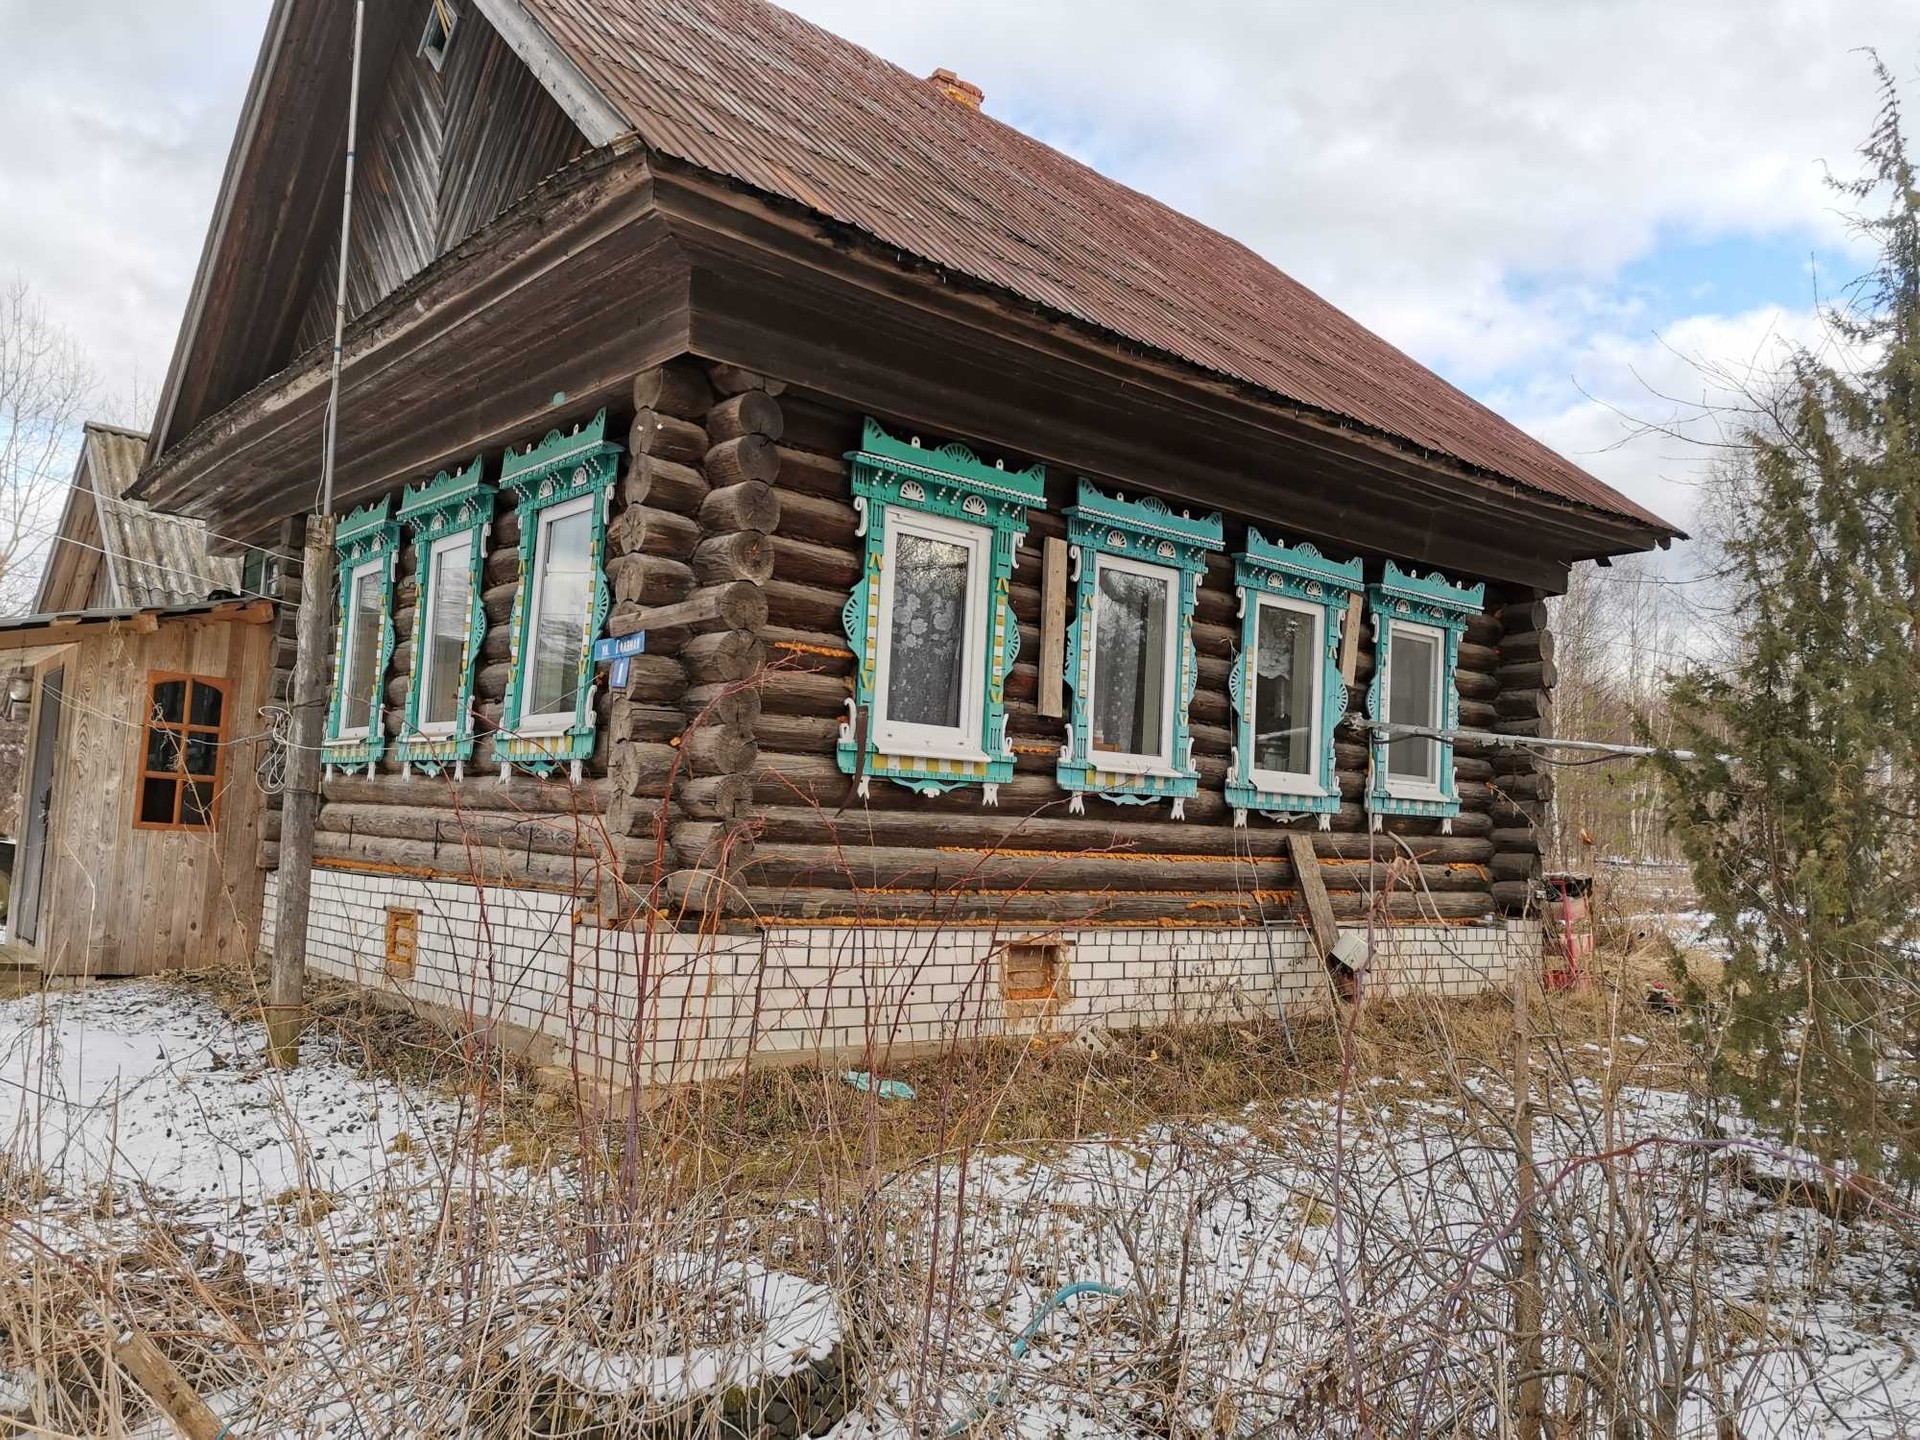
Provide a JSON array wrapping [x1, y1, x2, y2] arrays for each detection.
[[262, 870, 1544, 1085]]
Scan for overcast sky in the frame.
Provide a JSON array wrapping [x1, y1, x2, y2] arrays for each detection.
[[1, 0, 1914, 550]]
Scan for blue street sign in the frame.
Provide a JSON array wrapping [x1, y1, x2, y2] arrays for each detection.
[[594, 633, 646, 691], [592, 634, 648, 662]]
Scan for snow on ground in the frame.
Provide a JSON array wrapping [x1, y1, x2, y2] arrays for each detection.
[[3, 981, 1917, 1438]]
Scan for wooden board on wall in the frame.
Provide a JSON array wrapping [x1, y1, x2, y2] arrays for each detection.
[[34, 615, 274, 978]]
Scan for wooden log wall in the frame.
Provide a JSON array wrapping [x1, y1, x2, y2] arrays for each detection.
[[254, 356, 1561, 934], [1488, 593, 1554, 914], [258, 445, 658, 895], [692, 388, 1523, 930]]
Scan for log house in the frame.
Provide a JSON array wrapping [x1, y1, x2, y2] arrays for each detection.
[[132, 0, 1679, 1075]]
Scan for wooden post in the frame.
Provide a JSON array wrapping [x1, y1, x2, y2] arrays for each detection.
[[1285, 829, 1339, 960], [269, 0, 363, 1067], [267, 515, 336, 1064], [1513, 960, 1545, 1440]]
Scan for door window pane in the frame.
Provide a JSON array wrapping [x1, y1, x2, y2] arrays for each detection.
[[1092, 563, 1171, 758], [189, 683, 224, 728], [1252, 603, 1318, 778], [1387, 628, 1440, 782], [422, 553, 469, 727], [529, 506, 593, 718], [342, 566, 384, 732], [884, 529, 971, 729]]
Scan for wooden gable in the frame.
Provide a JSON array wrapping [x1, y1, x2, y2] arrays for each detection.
[[152, 0, 592, 456]]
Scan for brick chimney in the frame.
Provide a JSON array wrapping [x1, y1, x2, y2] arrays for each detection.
[[928, 68, 984, 111]]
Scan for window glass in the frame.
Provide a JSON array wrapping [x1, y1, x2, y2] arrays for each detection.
[[529, 505, 593, 718], [137, 676, 225, 830], [189, 683, 224, 729], [140, 777, 178, 826], [1387, 627, 1440, 782], [884, 529, 971, 729], [152, 679, 186, 724], [1252, 602, 1318, 778], [1092, 562, 1171, 759], [422, 551, 469, 727], [342, 565, 384, 733]]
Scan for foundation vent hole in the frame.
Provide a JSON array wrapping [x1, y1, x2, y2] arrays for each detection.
[[384, 908, 420, 980], [1003, 940, 1067, 1002]]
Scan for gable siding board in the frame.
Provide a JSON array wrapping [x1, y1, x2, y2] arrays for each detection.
[[293, 1, 590, 355]]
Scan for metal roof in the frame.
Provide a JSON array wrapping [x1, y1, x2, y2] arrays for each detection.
[[516, 0, 1671, 532], [0, 598, 275, 655], [79, 424, 242, 608]]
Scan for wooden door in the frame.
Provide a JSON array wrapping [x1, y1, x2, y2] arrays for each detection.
[[12, 667, 63, 946]]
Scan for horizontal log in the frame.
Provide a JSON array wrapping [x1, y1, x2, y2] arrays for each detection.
[[661, 866, 746, 917], [1489, 853, 1540, 883], [629, 410, 709, 466], [1491, 880, 1536, 914], [773, 487, 859, 551], [1495, 688, 1551, 720], [1498, 629, 1554, 666], [772, 534, 862, 591], [609, 741, 685, 798], [678, 724, 759, 778], [633, 361, 714, 420], [615, 653, 690, 704], [774, 445, 850, 499], [777, 396, 861, 455], [623, 456, 708, 517], [1500, 600, 1549, 634], [626, 505, 701, 561], [699, 480, 781, 535], [609, 582, 766, 638], [304, 802, 625, 860], [707, 363, 785, 398], [704, 435, 780, 487], [737, 887, 1493, 927], [262, 835, 611, 892], [706, 390, 785, 444], [763, 627, 855, 676], [692, 531, 774, 585], [1497, 659, 1558, 693], [320, 773, 619, 813], [736, 845, 1488, 896], [683, 683, 764, 733], [669, 819, 758, 872], [677, 772, 753, 820], [695, 807, 1495, 866], [767, 578, 855, 634], [609, 553, 696, 607], [682, 630, 768, 685], [756, 666, 851, 716], [609, 701, 691, 745]]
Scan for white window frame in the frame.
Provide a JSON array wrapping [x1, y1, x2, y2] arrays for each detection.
[[1247, 593, 1327, 796], [336, 557, 385, 740], [871, 508, 991, 762], [413, 530, 473, 738], [517, 492, 597, 735], [1383, 618, 1446, 799], [1086, 551, 1182, 776]]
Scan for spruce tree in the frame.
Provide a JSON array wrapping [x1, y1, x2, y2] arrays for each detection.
[[1658, 59, 1920, 1180]]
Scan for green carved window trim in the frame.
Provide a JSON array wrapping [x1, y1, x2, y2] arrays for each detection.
[[1059, 480, 1224, 818], [836, 417, 1046, 802], [1226, 530, 1364, 829], [395, 456, 494, 778], [497, 410, 622, 780], [1365, 560, 1486, 831], [323, 498, 400, 774]]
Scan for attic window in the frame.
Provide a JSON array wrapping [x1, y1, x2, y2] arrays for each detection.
[[420, 0, 458, 72]]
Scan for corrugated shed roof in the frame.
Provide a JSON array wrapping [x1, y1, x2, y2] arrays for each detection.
[[82, 425, 242, 608], [517, 0, 1670, 532]]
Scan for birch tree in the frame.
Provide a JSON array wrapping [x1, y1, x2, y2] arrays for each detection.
[[0, 277, 97, 611]]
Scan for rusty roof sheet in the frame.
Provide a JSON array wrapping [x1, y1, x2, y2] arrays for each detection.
[[517, 0, 1671, 533], [83, 425, 242, 608]]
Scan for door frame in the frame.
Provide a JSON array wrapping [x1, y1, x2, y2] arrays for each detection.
[[12, 663, 64, 948]]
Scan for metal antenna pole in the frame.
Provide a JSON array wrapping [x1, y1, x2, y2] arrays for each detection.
[[268, 0, 365, 1066]]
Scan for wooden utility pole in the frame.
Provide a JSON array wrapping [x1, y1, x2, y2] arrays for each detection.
[[267, 0, 364, 1066], [1512, 962, 1545, 1440]]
